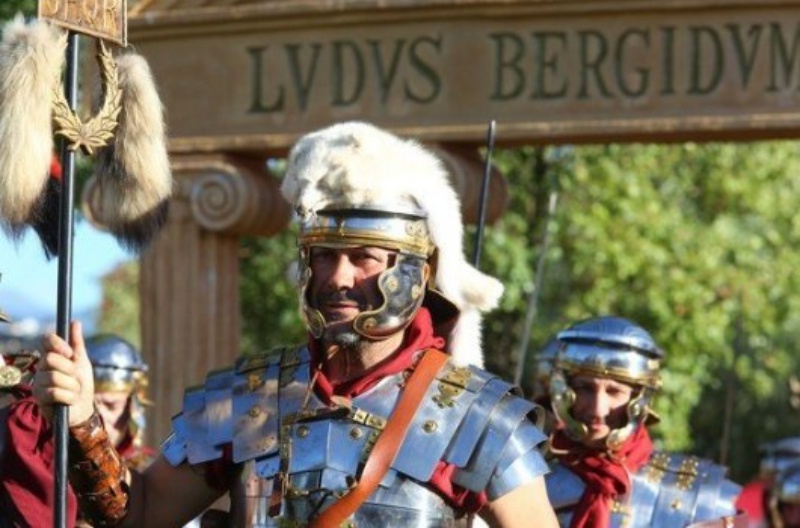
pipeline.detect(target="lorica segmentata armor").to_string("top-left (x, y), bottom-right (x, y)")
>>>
top-left (163, 346), bottom-right (549, 527)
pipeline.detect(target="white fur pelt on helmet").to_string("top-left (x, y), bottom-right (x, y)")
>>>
top-left (0, 15), bottom-right (64, 236)
top-left (281, 121), bottom-right (504, 367)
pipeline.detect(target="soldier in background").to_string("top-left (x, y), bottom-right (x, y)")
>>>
top-left (767, 462), bottom-right (800, 528)
top-left (544, 315), bottom-right (745, 527)
top-left (85, 334), bottom-right (155, 471)
top-left (0, 306), bottom-right (155, 525)
top-left (738, 437), bottom-right (800, 528)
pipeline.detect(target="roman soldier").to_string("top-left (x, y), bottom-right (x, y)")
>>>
top-left (768, 462), bottom-right (800, 528)
top-left (738, 437), bottom-right (800, 528)
top-left (545, 315), bottom-right (745, 527)
top-left (85, 334), bottom-right (156, 471)
top-left (33, 121), bottom-right (559, 527)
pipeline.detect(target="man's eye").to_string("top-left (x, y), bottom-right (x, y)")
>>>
top-left (311, 250), bottom-right (334, 262)
top-left (354, 252), bottom-right (380, 263)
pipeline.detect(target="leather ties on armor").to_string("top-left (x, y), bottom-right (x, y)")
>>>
top-left (68, 411), bottom-right (130, 526)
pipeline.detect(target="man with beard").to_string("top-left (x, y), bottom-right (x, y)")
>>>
top-left (32, 121), bottom-right (558, 527)
top-left (544, 315), bottom-right (745, 527)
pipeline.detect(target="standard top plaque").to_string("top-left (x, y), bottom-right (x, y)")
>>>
top-left (38, 0), bottom-right (127, 46)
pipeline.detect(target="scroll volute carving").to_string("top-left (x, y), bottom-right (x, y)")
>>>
top-left (83, 154), bottom-right (291, 238)
top-left (430, 144), bottom-right (508, 225)
top-left (186, 155), bottom-right (291, 237)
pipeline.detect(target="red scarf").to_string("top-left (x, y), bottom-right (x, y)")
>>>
top-left (308, 307), bottom-right (445, 401)
top-left (550, 425), bottom-right (653, 528)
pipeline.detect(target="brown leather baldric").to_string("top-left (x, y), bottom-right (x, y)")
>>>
top-left (310, 349), bottom-right (449, 528)
top-left (68, 411), bottom-right (130, 526)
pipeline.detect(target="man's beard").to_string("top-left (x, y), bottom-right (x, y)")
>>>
top-left (326, 326), bottom-right (361, 349)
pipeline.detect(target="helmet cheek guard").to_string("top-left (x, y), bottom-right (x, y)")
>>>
top-left (605, 388), bottom-right (655, 449)
top-left (549, 370), bottom-right (586, 440)
top-left (353, 253), bottom-right (427, 339)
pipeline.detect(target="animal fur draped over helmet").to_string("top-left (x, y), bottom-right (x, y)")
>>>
top-left (280, 121), bottom-right (504, 366)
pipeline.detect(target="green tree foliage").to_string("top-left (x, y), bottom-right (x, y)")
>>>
top-left (0, 0), bottom-right (36, 21)
top-left (96, 260), bottom-right (141, 348)
top-left (480, 141), bottom-right (800, 482)
top-left (239, 230), bottom-right (305, 355)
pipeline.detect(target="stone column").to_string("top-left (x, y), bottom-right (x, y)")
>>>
top-left (138, 154), bottom-right (290, 446)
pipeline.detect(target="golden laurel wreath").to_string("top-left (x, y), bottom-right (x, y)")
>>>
top-left (51, 39), bottom-right (121, 155)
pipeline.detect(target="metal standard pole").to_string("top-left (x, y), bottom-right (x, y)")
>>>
top-left (471, 120), bottom-right (496, 269)
top-left (513, 191), bottom-right (558, 387)
top-left (53, 30), bottom-right (79, 528)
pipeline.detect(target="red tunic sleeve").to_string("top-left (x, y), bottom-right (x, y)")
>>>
top-left (0, 390), bottom-right (77, 527)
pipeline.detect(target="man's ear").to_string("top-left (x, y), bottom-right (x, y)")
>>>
top-left (425, 249), bottom-right (438, 289)
top-left (422, 261), bottom-right (432, 285)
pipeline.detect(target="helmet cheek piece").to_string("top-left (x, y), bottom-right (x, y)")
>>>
top-left (353, 253), bottom-right (427, 339)
top-left (605, 388), bottom-right (654, 449)
top-left (550, 370), bottom-right (588, 440)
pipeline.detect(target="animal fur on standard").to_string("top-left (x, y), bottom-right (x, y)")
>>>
top-left (281, 121), bottom-right (504, 367)
top-left (92, 52), bottom-right (172, 250)
top-left (0, 15), bottom-right (65, 236)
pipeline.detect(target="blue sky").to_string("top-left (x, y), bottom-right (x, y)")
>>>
top-left (0, 217), bottom-right (133, 325)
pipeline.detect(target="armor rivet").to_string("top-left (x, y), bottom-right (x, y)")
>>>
top-left (386, 276), bottom-right (399, 292)
top-left (350, 427), bottom-right (363, 439)
top-left (670, 499), bottom-right (682, 510)
top-left (363, 317), bottom-right (377, 329)
top-left (0, 365), bottom-right (22, 388)
top-left (297, 425), bottom-right (310, 438)
top-left (423, 420), bottom-right (438, 433)
top-left (411, 284), bottom-right (422, 300)
top-left (247, 373), bottom-right (262, 391)
top-left (248, 406), bottom-right (261, 417)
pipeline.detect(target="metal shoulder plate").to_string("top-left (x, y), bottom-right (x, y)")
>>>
top-left (161, 346), bottom-right (306, 466)
top-left (401, 364), bottom-right (551, 500)
top-left (630, 451), bottom-right (741, 527)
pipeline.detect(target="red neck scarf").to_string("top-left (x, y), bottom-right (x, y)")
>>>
top-left (550, 425), bottom-right (653, 528)
top-left (308, 307), bottom-right (446, 403)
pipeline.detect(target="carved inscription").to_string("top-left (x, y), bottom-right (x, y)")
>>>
top-left (39, 0), bottom-right (126, 45)
top-left (488, 24), bottom-right (800, 101)
top-left (127, 5), bottom-right (800, 147)
top-left (248, 35), bottom-right (442, 112)
top-left (246, 22), bottom-right (800, 113)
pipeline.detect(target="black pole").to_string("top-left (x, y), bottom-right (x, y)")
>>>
top-left (513, 191), bottom-right (558, 387)
top-left (471, 120), bottom-right (496, 268)
top-left (54, 30), bottom-right (79, 528)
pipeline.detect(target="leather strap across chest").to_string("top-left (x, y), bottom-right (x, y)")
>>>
top-left (310, 348), bottom-right (448, 528)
